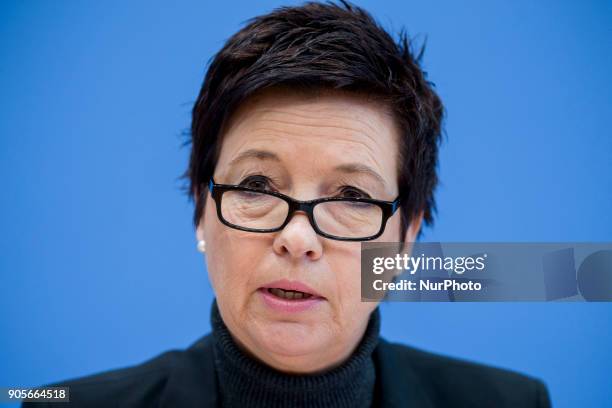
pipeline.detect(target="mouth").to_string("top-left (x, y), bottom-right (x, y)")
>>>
top-left (259, 279), bottom-right (325, 302)
top-left (263, 287), bottom-right (314, 300)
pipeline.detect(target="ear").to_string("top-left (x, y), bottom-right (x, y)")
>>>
top-left (404, 211), bottom-right (424, 242)
top-left (399, 211), bottom-right (424, 255)
top-left (194, 191), bottom-right (205, 242)
top-left (196, 221), bottom-right (205, 242)
top-left (387, 212), bottom-right (424, 280)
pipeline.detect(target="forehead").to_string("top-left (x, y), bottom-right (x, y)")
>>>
top-left (215, 88), bottom-right (401, 194)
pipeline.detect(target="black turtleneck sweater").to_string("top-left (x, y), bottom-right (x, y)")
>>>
top-left (210, 299), bottom-right (381, 408)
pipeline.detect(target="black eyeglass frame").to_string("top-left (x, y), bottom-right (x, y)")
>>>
top-left (207, 178), bottom-right (401, 241)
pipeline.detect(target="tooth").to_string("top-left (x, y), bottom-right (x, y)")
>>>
top-left (267, 287), bottom-right (315, 300)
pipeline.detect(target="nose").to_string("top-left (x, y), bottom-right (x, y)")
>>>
top-left (272, 212), bottom-right (323, 261)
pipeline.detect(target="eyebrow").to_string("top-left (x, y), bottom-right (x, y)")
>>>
top-left (334, 163), bottom-right (388, 190)
top-left (227, 148), bottom-right (388, 190)
top-left (227, 149), bottom-right (282, 167)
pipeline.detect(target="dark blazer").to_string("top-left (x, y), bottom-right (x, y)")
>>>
top-left (24, 334), bottom-right (551, 408)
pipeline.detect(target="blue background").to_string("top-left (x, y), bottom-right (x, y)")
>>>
top-left (1, 1), bottom-right (611, 407)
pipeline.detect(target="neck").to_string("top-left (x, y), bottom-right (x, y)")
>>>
top-left (210, 299), bottom-right (381, 408)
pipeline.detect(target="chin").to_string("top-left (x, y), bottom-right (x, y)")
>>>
top-left (253, 319), bottom-right (328, 359)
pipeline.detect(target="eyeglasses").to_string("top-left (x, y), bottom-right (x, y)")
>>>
top-left (207, 178), bottom-right (401, 241)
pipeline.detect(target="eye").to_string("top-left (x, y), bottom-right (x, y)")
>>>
top-left (239, 175), bottom-right (273, 191)
top-left (338, 186), bottom-right (371, 199)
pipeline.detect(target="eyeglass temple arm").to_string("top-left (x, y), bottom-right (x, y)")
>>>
top-left (391, 198), bottom-right (400, 213)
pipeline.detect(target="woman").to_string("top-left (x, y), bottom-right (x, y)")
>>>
top-left (27, 1), bottom-right (551, 407)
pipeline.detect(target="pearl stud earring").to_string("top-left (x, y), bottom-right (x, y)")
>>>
top-left (197, 240), bottom-right (206, 253)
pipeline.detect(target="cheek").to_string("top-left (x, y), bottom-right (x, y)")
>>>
top-left (206, 234), bottom-right (262, 299)
top-left (203, 207), bottom-right (272, 309)
top-left (326, 245), bottom-right (363, 311)
top-left (332, 255), bottom-right (361, 293)
top-left (329, 252), bottom-right (378, 340)
top-left (203, 203), bottom-right (253, 299)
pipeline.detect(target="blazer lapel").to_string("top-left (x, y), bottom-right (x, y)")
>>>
top-left (160, 334), bottom-right (218, 408)
top-left (374, 338), bottom-right (435, 408)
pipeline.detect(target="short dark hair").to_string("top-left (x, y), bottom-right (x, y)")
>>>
top-left (183, 0), bottom-right (444, 239)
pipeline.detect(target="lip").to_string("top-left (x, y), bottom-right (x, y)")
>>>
top-left (260, 279), bottom-right (324, 298)
top-left (258, 279), bottom-right (325, 313)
